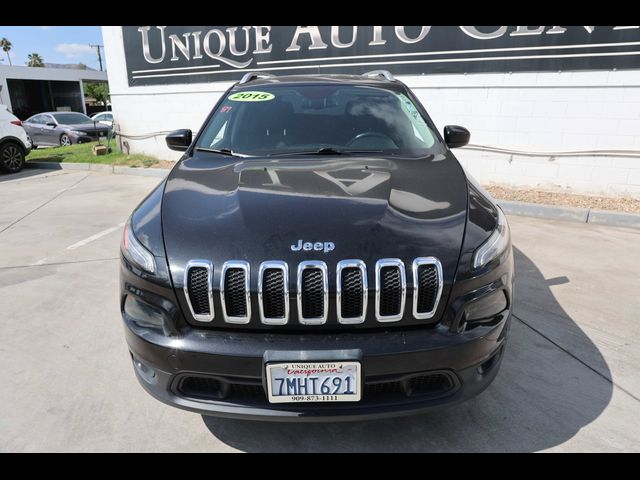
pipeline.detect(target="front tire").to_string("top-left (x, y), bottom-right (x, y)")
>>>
top-left (60, 134), bottom-right (72, 147)
top-left (0, 142), bottom-right (26, 173)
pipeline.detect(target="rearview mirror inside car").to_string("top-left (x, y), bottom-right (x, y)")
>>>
top-left (166, 129), bottom-right (193, 151)
top-left (444, 125), bottom-right (470, 149)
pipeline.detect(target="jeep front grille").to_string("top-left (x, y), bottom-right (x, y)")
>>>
top-left (184, 257), bottom-right (442, 326)
top-left (184, 260), bottom-right (214, 322)
top-left (220, 261), bottom-right (251, 324)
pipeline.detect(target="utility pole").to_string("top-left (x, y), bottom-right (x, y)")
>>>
top-left (90, 44), bottom-right (103, 71)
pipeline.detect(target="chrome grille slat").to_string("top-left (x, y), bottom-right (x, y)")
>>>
top-left (258, 261), bottom-right (289, 325)
top-left (375, 259), bottom-right (406, 322)
top-left (336, 259), bottom-right (368, 324)
top-left (220, 261), bottom-right (251, 324)
top-left (297, 261), bottom-right (328, 325)
top-left (184, 260), bottom-right (214, 322)
top-left (412, 257), bottom-right (443, 319)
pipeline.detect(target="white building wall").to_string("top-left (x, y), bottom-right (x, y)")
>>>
top-left (102, 26), bottom-right (640, 198)
top-left (409, 72), bottom-right (640, 198)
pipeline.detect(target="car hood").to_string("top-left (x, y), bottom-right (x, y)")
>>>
top-left (162, 152), bottom-right (468, 290)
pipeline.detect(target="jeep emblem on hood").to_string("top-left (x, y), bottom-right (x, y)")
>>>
top-left (291, 239), bottom-right (335, 253)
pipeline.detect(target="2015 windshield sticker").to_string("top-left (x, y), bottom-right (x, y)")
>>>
top-left (228, 91), bottom-right (275, 102)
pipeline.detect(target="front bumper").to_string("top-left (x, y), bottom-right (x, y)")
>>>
top-left (123, 309), bottom-right (510, 422)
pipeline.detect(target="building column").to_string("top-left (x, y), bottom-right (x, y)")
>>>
top-left (0, 80), bottom-right (10, 111)
top-left (79, 80), bottom-right (87, 114)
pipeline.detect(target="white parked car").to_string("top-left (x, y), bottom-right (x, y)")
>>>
top-left (90, 111), bottom-right (113, 127)
top-left (0, 105), bottom-right (32, 173)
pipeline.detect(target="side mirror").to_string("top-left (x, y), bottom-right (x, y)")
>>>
top-left (444, 125), bottom-right (470, 149)
top-left (46, 122), bottom-right (57, 127)
top-left (166, 129), bottom-right (192, 151)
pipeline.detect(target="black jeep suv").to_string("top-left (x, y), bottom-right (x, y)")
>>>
top-left (120, 71), bottom-right (514, 421)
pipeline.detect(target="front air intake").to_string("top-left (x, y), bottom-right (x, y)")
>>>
top-left (297, 261), bottom-right (328, 325)
top-left (375, 259), bottom-right (406, 322)
top-left (184, 260), bottom-right (214, 322)
top-left (220, 261), bottom-right (251, 324)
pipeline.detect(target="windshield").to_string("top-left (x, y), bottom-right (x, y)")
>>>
top-left (195, 84), bottom-right (442, 156)
top-left (52, 112), bottom-right (92, 124)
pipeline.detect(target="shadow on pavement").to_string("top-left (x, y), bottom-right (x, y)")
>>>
top-left (0, 167), bottom-right (61, 182)
top-left (202, 246), bottom-right (612, 452)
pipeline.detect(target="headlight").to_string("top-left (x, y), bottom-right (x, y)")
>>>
top-left (69, 130), bottom-right (86, 136)
top-left (121, 218), bottom-right (156, 274)
top-left (473, 207), bottom-right (510, 270)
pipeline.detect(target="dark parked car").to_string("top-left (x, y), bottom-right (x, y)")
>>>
top-left (120, 71), bottom-right (514, 421)
top-left (22, 112), bottom-right (111, 147)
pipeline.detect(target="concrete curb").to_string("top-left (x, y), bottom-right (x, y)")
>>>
top-left (498, 200), bottom-right (589, 223)
top-left (25, 161), bottom-right (171, 178)
top-left (498, 199), bottom-right (640, 230)
top-left (24, 161), bottom-right (640, 230)
top-left (587, 209), bottom-right (640, 229)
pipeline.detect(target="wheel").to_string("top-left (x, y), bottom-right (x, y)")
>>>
top-left (0, 142), bottom-right (26, 173)
top-left (60, 134), bottom-right (72, 147)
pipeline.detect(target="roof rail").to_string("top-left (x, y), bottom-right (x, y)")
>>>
top-left (362, 70), bottom-right (396, 82)
top-left (238, 72), bottom-right (275, 85)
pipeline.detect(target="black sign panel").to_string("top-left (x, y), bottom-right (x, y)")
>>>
top-left (122, 26), bottom-right (640, 86)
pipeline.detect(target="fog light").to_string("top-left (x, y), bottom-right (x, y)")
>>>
top-left (123, 295), bottom-right (164, 328)
top-left (466, 289), bottom-right (507, 322)
top-left (133, 357), bottom-right (157, 385)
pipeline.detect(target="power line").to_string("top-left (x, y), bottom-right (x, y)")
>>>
top-left (89, 44), bottom-right (103, 71)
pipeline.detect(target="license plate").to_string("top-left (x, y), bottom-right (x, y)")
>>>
top-left (266, 361), bottom-right (361, 403)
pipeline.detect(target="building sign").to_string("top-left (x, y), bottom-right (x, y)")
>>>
top-left (122, 26), bottom-right (640, 86)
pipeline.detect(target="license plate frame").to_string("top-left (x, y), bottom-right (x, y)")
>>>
top-left (265, 361), bottom-right (362, 403)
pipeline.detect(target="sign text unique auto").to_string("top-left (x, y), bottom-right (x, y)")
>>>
top-left (121, 26), bottom-right (640, 86)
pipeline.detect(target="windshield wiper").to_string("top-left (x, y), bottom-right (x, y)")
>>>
top-left (269, 148), bottom-right (384, 157)
top-left (195, 147), bottom-right (252, 157)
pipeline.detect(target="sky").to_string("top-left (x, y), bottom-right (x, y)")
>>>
top-left (0, 26), bottom-right (105, 70)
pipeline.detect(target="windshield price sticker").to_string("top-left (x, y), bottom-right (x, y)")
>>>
top-left (228, 91), bottom-right (275, 102)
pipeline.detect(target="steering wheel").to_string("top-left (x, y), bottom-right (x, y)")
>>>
top-left (346, 131), bottom-right (396, 148)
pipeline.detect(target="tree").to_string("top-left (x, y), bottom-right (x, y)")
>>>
top-left (27, 53), bottom-right (44, 67)
top-left (83, 81), bottom-right (110, 106)
top-left (0, 38), bottom-right (12, 66)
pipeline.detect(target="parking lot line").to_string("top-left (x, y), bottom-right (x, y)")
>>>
top-left (0, 173), bottom-right (90, 236)
top-left (65, 223), bottom-right (125, 251)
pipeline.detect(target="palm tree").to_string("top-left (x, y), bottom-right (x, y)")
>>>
top-left (27, 53), bottom-right (44, 67)
top-left (0, 38), bottom-right (12, 66)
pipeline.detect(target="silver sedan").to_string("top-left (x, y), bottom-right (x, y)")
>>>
top-left (22, 111), bottom-right (111, 147)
